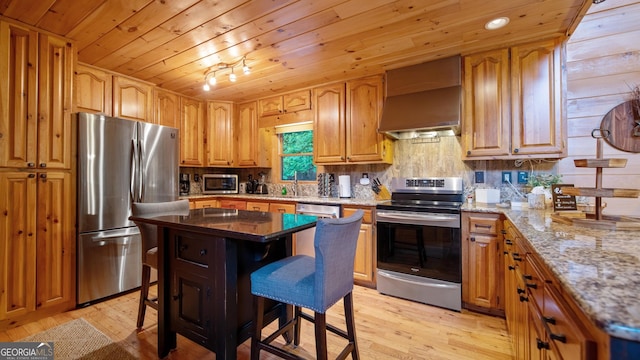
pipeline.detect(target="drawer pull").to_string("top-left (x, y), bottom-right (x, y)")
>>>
top-left (200, 249), bottom-right (207, 256)
top-left (526, 283), bottom-right (537, 289)
top-left (513, 256), bottom-right (523, 262)
top-left (550, 333), bottom-right (567, 343)
top-left (536, 338), bottom-right (550, 350)
top-left (523, 274), bottom-right (533, 280)
top-left (508, 265), bottom-right (515, 271)
top-left (543, 316), bottom-right (556, 325)
top-left (517, 288), bottom-right (525, 294)
top-left (474, 224), bottom-right (492, 229)
top-left (504, 251), bottom-right (509, 255)
top-left (519, 295), bottom-right (529, 302)
top-left (505, 239), bottom-right (513, 245)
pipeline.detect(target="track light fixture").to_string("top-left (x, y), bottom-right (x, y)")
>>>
top-left (203, 55), bottom-right (250, 91)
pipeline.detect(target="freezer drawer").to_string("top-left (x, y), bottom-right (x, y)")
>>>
top-left (77, 227), bottom-right (155, 305)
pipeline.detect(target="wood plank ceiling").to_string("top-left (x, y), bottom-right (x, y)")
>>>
top-left (0, 0), bottom-right (592, 103)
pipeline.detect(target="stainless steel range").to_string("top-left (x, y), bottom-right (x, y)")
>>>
top-left (376, 177), bottom-right (463, 311)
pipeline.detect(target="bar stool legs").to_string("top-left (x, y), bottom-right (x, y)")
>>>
top-left (251, 292), bottom-right (359, 360)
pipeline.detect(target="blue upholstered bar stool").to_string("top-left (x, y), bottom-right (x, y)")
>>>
top-left (250, 209), bottom-right (364, 360)
top-left (131, 200), bottom-right (190, 329)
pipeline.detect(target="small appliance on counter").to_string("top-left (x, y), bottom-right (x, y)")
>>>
top-left (246, 174), bottom-right (258, 194)
top-left (202, 174), bottom-right (239, 194)
top-left (179, 173), bottom-right (190, 196)
top-left (339, 175), bottom-right (352, 198)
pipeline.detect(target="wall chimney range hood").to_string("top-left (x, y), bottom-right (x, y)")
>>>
top-left (379, 56), bottom-right (462, 139)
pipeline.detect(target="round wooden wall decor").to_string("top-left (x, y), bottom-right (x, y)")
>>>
top-left (600, 100), bottom-right (640, 153)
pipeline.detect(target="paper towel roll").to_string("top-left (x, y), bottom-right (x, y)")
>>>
top-left (339, 175), bottom-right (351, 198)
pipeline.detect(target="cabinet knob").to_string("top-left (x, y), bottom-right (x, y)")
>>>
top-left (514, 148), bottom-right (519, 153)
top-left (470, 237), bottom-right (476, 242)
top-left (27, 162), bottom-right (36, 168)
top-left (28, 174), bottom-right (36, 178)
top-left (200, 249), bottom-right (207, 256)
top-left (39, 173), bottom-right (47, 179)
top-left (467, 150), bottom-right (471, 155)
top-left (40, 162), bottom-right (46, 167)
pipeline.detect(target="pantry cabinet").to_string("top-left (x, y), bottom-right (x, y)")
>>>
top-left (463, 38), bottom-right (566, 160)
top-left (180, 97), bottom-right (205, 166)
top-left (113, 75), bottom-right (153, 123)
top-left (314, 76), bottom-right (392, 164)
top-left (0, 171), bottom-right (75, 325)
top-left (154, 89), bottom-right (180, 128)
top-left (0, 21), bottom-right (74, 170)
top-left (259, 90), bottom-right (311, 117)
top-left (206, 101), bottom-right (235, 167)
top-left (75, 63), bottom-right (112, 116)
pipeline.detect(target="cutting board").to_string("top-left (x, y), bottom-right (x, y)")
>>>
top-left (600, 100), bottom-right (640, 153)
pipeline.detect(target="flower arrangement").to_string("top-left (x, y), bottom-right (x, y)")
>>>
top-left (526, 173), bottom-right (562, 209)
top-left (527, 173), bottom-right (562, 189)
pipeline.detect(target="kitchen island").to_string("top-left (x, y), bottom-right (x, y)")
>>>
top-left (129, 207), bottom-right (317, 360)
top-left (464, 204), bottom-right (640, 359)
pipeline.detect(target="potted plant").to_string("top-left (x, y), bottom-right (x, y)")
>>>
top-left (526, 173), bottom-right (562, 209)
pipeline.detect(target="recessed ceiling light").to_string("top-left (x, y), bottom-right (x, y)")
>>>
top-left (485, 17), bottom-right (510, 30)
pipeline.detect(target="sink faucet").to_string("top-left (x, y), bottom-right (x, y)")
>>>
top-left (292, 171), bottom-right (298, 197)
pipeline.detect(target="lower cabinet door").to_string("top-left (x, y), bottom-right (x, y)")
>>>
top-left (170, 268), bottom-right (213, 347)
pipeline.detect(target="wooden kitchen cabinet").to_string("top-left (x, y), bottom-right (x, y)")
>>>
top-left (219, 199), bottom-right (247, 210)
top-left (0, 171), bottom-right (75, 326)
top-left (180, 97), bottom-right (205, 166)
top-left (75, 63), bottom-right (112, 116)
top-left (344, 206), bottom-right (375, 287)
top-left (206, 101), bottom-right (235, 167)
top-left (314, 76), bottom-right (392, 165)
top-left (504, 219), bottom-right (599, 360)
top-left (462, 212), bottom-right (503, 315)
top-left (235, 101), bottom-right (272, 168)
top-left (259, 90), bottom-right (311, 117)
top-left (0, 21), bottom-right (74, 170)
top-left (268, 202), bottom-right (296, 214)
top-left (247, 201), bottom-right (270, 212)
top-left (463, 38), bottom-right (566, 160)
top-left (154, 88), bottom-right (180, 128)
top-left (113, 75), bottom-right (153, 122)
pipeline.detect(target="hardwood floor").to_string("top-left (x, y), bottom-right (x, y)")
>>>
top-left (0, 285), bottom-right (513, 359)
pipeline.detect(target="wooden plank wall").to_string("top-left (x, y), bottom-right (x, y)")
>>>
top-left (561, 0), bottom-right (640, 216)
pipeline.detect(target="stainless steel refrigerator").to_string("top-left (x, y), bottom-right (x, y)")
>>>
top-left (76, 112), bottom-right (179, 305)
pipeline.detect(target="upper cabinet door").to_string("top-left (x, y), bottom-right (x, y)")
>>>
top-left (75, 63), bottom-right (112, 116)
top-left (113, 76), bottom-right (153, 122)
top-left (346, 75), bottom-right (389, 163)
top-left (258, 96), bottom-right (283, 117)
top-left (37, 33), bottom-right (74, 170)
top-left (236, 101), bottom-right (258, 167)
top-left (282, 90), bottom-right (311, 113)
top-left (463, 48), bottom-right (511, 158)
top-left (0, 22), bottom-right (38, 169)
top-left (510, 38), bottom-right (565, 157)
top-left (207, 101), bottom-right (234, 167)
top-left (314, 83), bottom-right (346, 163)
top-left (180, 97), bottom-right (205, 167)
top-left (154, 89), bottom-right (180, 128)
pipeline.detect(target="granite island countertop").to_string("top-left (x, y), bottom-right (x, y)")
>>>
top-left (463, 203), bottom-right (640, 343)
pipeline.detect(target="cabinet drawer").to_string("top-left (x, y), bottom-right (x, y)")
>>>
top-left (468, 215), bottom-right (500, 235)
top-left (343, 207), bottom-right (373, 224)
top-left (176, 236), bottom-right (211, 267)
top-left (269, 203), bottom-right (295, 214)
top-left (543, 286), bottom-right (597, 360)
top-left (219, 199), bottom-right (246, 210)
top-left (193, 199), bottom-right (218, 209)
top-left (247, 201), bottom-right (270, 212)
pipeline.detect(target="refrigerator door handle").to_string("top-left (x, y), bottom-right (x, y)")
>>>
top-left (130, 138), bottom-right (138, 202)
top-left (139, 133), bottom-right (145, 202)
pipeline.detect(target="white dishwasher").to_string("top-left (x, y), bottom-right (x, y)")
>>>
top-left (294, 203), bottom-right (341, 256)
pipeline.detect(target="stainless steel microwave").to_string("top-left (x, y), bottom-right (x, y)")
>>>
top-left (202, 174), bottom-right (239, 194)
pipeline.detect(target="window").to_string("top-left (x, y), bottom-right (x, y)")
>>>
top-left (278, 123), bottom-right (316, 181)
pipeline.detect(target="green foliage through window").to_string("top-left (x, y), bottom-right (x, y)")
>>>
top-left (281, 130), bottom-right (316, 181)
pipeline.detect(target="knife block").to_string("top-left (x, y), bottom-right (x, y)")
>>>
top-left (375, 185), bottom-right (391, 201)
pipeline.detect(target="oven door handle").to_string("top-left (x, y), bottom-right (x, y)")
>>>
top-left (377, 213), bottom-right (457, 222)
top-left (297, 211), bottom-right (338, 219)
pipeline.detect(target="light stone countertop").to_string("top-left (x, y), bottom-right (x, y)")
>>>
top-left (463, 203), bottom-right (640, 343)
top-left (182, 194), bottom-right (381, 207)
